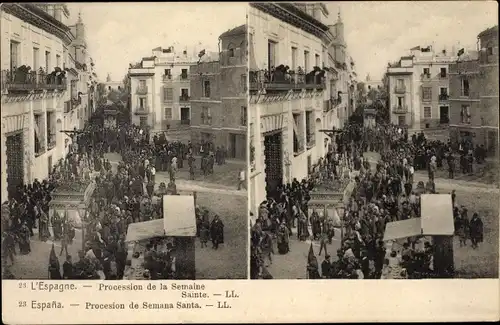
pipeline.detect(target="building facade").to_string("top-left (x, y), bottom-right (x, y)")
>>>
top-left (129, 47), bottom-right (197, 131)
top-left (0, 3), bottom-right (77, 199)
top-left (449, 25), bottom-right (498, 157)
top-left (248, 3), bottom-right (331, 215)
top-left (387, 47), bottom-right (457, 132)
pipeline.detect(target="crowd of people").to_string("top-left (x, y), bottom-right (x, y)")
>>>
top-left (2, 122), bottom-right (227, 280)
top-left (251, 122), bottom-right (486, 280)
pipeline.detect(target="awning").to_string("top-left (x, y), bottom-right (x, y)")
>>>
top-left (420, 194), bottom-right (454, 236)
top-left (125, 219), bottom-right (164, 242)
top-left (163, 195), bottom-right (196, 237)
top-left (383, 218), bottom-right (422, 241)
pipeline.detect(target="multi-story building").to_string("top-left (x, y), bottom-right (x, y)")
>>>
top-left (190, 25), bottom-right (247, 159)
top-left (1, 3), bottom-right (77, 199)
top-left (325, 11), bottom-right (357, 129)
top-left (102, 74), bottom-right (124, 94)
top-left (387, 46), bottom-right (457, 132)
top-left (364, 73), bottom-right (383, 93)
top-left (65, 13), bottom-right (96, 130)
top-left (129, 47), bottom-right (197, 131)
top-left (449, 25), bottom-right (498, 157)
top-left (248, 2), bottom-right (331, 214)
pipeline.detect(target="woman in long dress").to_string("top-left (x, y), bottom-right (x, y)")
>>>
top-left (18, 222), bottom-right (31, 255)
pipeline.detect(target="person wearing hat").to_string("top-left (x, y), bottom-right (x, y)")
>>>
top-left (321, 254), bottom-right (332, 279)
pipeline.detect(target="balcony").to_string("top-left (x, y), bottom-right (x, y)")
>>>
top-left (162, 74), bottom-right (172, 81)
top-left (439, 94), bottom-right (449, 102)
top-left (179, 95), bottom-right (190, 102)
top-left (181, 119), bottom-right (191, 126)
top-left (392, 105), bottom-right (409, 114)
top-left (180, 73), bottom-right (189, 80)
top-left (1, 68), bottom-right (67, 92)
top-left (249, 68), bottom-right (325, 92)
top-left (325, 96), bottom-right (342, 112)
top-left (306, 133), bottom-right (316, 148)
top-left (136, 86), bottom-right (148, 95)
top-left (394, 85), bottom-right (406, 94)
top-left (134, 106), bottom-right (149, 115)
top-left (47, 133), bottom-right (56, 150)
top-left (421, 73), bottom-right (432, 80)
top-left (200, 113), bottom-right (212, 125)
top-left (451, 90), bottom-right (480, 101)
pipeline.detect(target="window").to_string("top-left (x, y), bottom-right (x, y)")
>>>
top-left (268, 40), bottom-right (277, 70)
top-left (108, 86), bottom-right (111, 91)
top-left (440, 67), bottom-right (447, 78)
top-left (33, 47), bottom-right (39, 70)
top-left (487, 45), bottom-right (493, 55)
top-left (45, 51), bottom-right (51, 72)
top-left (164, 69), bottom-right (171, 76)
top-left (461, 78), bottom-right (470, 96)
top-left (422, 87), bottom-right (432, 101)
top-left (201, 106), bottom-right (211, 125)
top-left (397, 96), bottom-right (404, 107)
top-left (292, 113), bottom-right (304, 154)
top-left (398, 115), bottom-right (406, 126)
top-left (140, 117), bottom-right (148, 128)
top-left (461, 105), bottom-right (471, 123)
top-left (34, 113), bottom-right (45, 154)
top-left (304, 50), bottom-right (310, 72)
top-left (424, 106), bottom-right (432, 119)
top-left (181, 69), bottom-right (188, 79)
top-left (423, 68), bottom-right (430, 76)
top-left (46, 111), bottom-right (56, 148)
top-left (163, 87), bottom-right (173, 101)
top-left (305, 111), bottom-right (315, 146)
top-left (56, 54), bottom-right (61, 68)
top-left (291, 47), bottom-right (297, 70)
top-left (241, 74), bottom-right (247, 92)
top-left (440, 87), bottom-right (448, 95)
top-left (164, 107), bottom-right (172, 119)
top-left (240, 106), bottom-right (247, 126)
top-left (228, 48), bottom-right (234, 57)
top-left (139, 97), bottom-right (145, 109)
top-left (203, 80), bottom-right (211, 98)
top-left (181, 88), bottom-right (189, 97)
top-left (10, 41), bottom-right (19, 71)
top-left (315, 54), bottom-right (320, 68)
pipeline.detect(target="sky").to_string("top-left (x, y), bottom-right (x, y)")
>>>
top-left (326, 1), bottom-right (498, 81)
top-left (66, 2), bottom-right (246, 82)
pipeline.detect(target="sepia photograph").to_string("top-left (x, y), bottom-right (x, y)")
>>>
top-left (1, 2), bottom-right (248, 280)
top-left (249, 1), bottom-right (499, 280)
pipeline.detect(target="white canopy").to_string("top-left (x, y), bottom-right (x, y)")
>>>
top-left (125, 195), bottom-right (196, 242)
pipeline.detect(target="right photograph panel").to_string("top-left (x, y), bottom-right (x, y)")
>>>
top-left (248, 2), bottom-right (499, 280)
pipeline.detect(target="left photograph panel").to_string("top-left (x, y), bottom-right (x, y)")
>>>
top-left (0, 2), bottom-right (248, 280)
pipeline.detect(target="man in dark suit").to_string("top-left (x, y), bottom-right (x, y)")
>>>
top-left (321, 254), bottom-right (332, 279)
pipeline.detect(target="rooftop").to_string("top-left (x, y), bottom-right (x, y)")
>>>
top-left (478, 25), bottom-right (498, 38)
top-left (220, 24), bottom-right (246, 38)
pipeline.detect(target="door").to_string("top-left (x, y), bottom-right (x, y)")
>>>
top-left (47, 155), bottom-right (53, 176)
top-left (229, 133), bottom-right (246, 160)
top-left (181, 107), bottom-right (190, 124)
top-left (6, 133), bottom-right (24, 199)
top-left (439, 106), bottom-right (449, 124)
top-left (140, 116), bottom-right (148, 128)
top-left (398, 115), bottom-right (406, 126)
top-left (264, 131), bottom-right (283, 200)
top-left (229, 134), bottom-right (237, 158)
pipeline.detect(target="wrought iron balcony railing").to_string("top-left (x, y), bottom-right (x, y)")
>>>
top-left (1, 68), bottom-right (67, 92)
top-left (439, 94), bottom-right (449, 101)
top-left (180, 119), bottom-right (191, 125)
top-left (392, 105), bottom-right (409, 114)
top-left (394, 85), bottom-right (406, 94)
top-left (179, 95), bottom-right (190, 102)
top-left (136, 86), bottom-right (148, 95)
top-left (134, 106), bottom-right (149, 115)
top-left (249, 68), bottom-right (326, 92)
